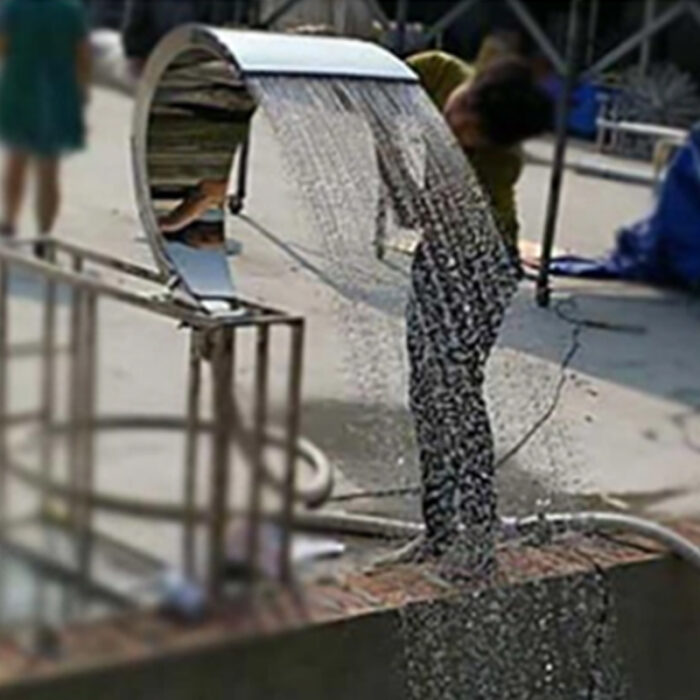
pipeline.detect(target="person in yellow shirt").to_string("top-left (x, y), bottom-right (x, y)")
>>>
top-left (375, 45), bottom-right (552, 572)
top-left (405, 49), bottom-right (553, 265)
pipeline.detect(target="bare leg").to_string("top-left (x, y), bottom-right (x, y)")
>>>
top-left (2, 151), bottom-right (30, 235)
top-left (36, 157), bottom-right (60, 233)
top-left (35, 158), bottom-right (61, 257)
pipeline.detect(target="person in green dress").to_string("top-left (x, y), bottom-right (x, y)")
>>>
top-left (0, 0), bottom-right (91, 253)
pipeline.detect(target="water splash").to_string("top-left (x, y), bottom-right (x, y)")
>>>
top-left (251, 75), bottom-right (516, 484)
top-left (249, 75), bottom-right (627, 697)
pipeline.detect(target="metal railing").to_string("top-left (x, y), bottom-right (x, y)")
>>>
top-left (0, 237), bottom-right (309, 599)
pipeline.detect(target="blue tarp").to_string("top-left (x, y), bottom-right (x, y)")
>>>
top-left (550, 127), bottom-right (700, 292)
top-left (541, 77), bottom-right (613, 139)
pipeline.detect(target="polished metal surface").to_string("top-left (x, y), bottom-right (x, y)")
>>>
top-left (206, 27), bottom-right (418, 81)
top-left (132, 25), bottom-right (417, 309)
top-left (133, 28), bottom-right (252, 304)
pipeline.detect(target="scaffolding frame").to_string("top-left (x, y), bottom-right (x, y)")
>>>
top-left (250, 0), bottom-right (699, 306)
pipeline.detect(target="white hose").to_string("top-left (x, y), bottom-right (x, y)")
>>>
top-left (503, 511), bottom-right (700, 571)
top-left (294, 509), bottom-right (700, 572)
top-left (294, 509), bottom-right (423, 539)
top-left (262, 429), bottom-right (334, 507)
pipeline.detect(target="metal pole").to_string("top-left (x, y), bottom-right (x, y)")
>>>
top-left (395, 0), bottom-right (409, 55)
top-left (586, 1), bottom-right (686, 77)
top-left (536, 0), bottom-right (586, 308)
top-left (505, 0), bottom-right (568, 75)
top-left (0, 262), bottom-right (8, 522)
top-left (360, 0), bottom-right (391, 28)
top-left (421, 0), bottom-right (480, 47)
top-left (65, 286), bottom-right (91, 614)
top-left (63, 255), bottom-right (85, 619)
top-left (688, 0), bottom-right (700, 28)
top-left (40, 258), bottom-right (57, 512)
top-left (260, 0), bottom-right (308, 29)
top-left (279, 321), bottom-right (304, 583)
top-left (76, 292), bottom-right (98, 593)
top-left (247, 325), bottom-right (269, 577)
top-left (67, 255), bottom-right (84, 528)
top-left (208, 326), bottom-right (235, 598)
top-left (233, 0), bottom-right (248, 25)
top-left (585, 0), bottom-right (600, 67)
top-left (333, 0), bottom-right (349, 35)
top-left (0, 242), bottom-right (267, 328)
top-left (37, 250), bottom-right (58, 630)
top-left (0, 262), bottom-right (8, 627)
top-left (639, 0), bottom-right (657, 74)
top-left (183, 330), bottom-right (202, 577)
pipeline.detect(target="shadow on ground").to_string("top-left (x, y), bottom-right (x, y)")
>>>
top-left (299, 398), bottom-right (591, 522)
top-left (502, 280), bottom-right (700, 409)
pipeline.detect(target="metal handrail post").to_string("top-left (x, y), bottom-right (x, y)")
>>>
top-left (183, 330), bottom-right (203, 577)
top-left (247, 325), bottom-right (270, 578)
top-left (279, 320), bottom-right (304, 582)
top-left (208, 326), bottom-right (235, 597)
top-left (536, 0), bottom-right (586, 307)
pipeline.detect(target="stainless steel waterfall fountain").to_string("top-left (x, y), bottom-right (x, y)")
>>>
top-left (130, 25), bottom-right (700, 577)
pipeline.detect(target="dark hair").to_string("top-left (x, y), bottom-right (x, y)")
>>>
top-left (469, 58), bottom-right (554, 146)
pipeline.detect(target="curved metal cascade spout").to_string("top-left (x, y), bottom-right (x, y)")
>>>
top-left (131, 25), bottom-right (417, 312)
